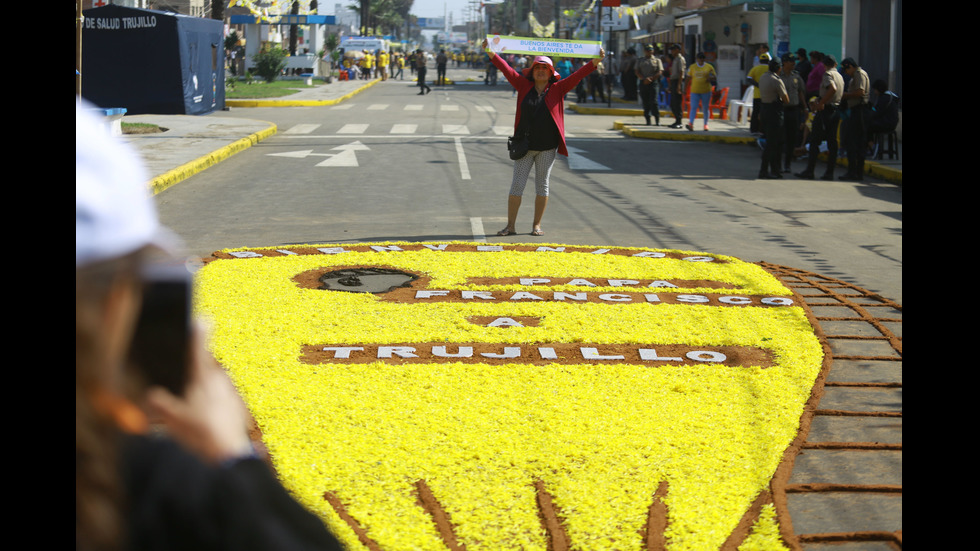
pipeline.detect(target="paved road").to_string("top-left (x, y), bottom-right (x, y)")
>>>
top-left (152, 76), bottom-right (901, 304)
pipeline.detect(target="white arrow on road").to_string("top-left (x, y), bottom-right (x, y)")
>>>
top-left (268, 141), bottom-right (371, 167)
top-left (566, 146), bottom-right (611, 171)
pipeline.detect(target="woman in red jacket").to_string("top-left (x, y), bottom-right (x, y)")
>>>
top-left (484, 38), bottom-right (604, 236)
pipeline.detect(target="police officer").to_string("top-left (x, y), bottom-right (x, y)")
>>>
top-left (635, 44), bottom-right (663, 125)
top-left (667, 44), bottom-right (686, 128)
top-left (838, 57), bottom-right (871, 181)
top-left (758, 58), bottom-right (789, 179)
top-left (795, 55), bottom-right (844, 180)
top-left (779, 53), bottom-right (808, 173)
top-left (415, 50), bottom-right (431, 95)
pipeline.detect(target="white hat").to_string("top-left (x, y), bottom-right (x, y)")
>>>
top-left (76, 100), bottom-right (175, 267)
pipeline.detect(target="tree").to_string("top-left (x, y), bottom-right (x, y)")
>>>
top-left (289, 1), bottom-right (300, 55)
top-left (211, 0), bottom-right (224, 21)
top-left (348, 0), bottom-right (413, 36)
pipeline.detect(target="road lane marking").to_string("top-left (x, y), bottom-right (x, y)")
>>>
top-left (469, 217), bottom-right (486, 242)
top-left (283, 124), bottom-right (321, 134)
top-left (338, 124), bottom-right (369, 134)
top-left (267, 142), bottom-right (371, 167)
top-left (566, 146), bottom-right (611, 171)
top-left (455, 137), bottom-right (471, 180)
top-left (390, 124), bottom-right (417, 134)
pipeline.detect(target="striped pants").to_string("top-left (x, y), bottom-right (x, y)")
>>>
top-left (509, 148), bottom-right (557, 197)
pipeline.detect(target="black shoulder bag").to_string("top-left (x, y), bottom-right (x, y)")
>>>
top-left (508, 86), bottom-right (548, 160)
top-left (507, 131), bottom-right (529, 160)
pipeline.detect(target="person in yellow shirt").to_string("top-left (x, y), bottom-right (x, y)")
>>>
top-left (378, 50), bottom-right (389, 80)
top-left (747, 53), bottom-right (770, 135)
top-left (685, 52), bottom-right (717, 131)
top-left (361, 50), bottom-right (373, 79)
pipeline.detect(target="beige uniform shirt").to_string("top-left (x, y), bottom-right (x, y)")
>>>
top-left (669, 53), bottom-right (685, 81)
top-left (845, 67), bottom-right (870, 108)
top-left (636, 55), bottom-right (663, 80)
top-left (780, 70), bottom-right (805, 107)
top-left (759, 71), bottom-right (788, 103)
top-left (820, 69), bottom-right (844, 106)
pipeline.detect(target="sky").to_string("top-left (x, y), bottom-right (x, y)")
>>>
top-left (324, 0), bottom-right (478, 24)
top-left (409, 0), bottom-right (477, 21)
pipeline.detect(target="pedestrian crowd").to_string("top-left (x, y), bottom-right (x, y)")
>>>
top-left (338, 41), bottom-right (898, 185)
top-left (745, 47), bottom-right (900, 181)
top-left (590, 42), bottom-right (899, 181)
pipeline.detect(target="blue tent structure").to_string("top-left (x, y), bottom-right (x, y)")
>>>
top-left (81, 5), bottom-right (224, 115)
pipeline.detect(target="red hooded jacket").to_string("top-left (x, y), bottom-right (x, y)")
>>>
top-left (491, 54), bottom-right (596, 157)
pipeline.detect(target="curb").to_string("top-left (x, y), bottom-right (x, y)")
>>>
top-left (867, 162), bottom-right (902, 184)
top-left (225, 78), bottom-right (380, 108)
top-left (607, 121), bottom-right (902, 185)
top-left (613, 120), bottom-right (757, 145)
top-left (569, 102), bottom-right (645, 117)
top-left (149, 122), bottom-right (278, 195)
top-left (569, 100), bottom-right (902, 185)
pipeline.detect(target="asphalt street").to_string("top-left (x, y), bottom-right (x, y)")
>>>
top-left (131, 67), bottom-right (901, 304)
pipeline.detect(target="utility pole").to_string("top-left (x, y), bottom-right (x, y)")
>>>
top-left (554, 0), bottom-right (560, 38)
top-left (76, 1), bottom-right (83, 96)
top-left (773, 0), bottom-right (790, 59)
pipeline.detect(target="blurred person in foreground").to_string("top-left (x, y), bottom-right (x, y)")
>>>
top-left (75, 101), bottom-right (343, 551)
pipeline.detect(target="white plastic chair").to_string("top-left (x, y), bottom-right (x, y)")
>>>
top-left (728, 85), bottom-right (754, 124)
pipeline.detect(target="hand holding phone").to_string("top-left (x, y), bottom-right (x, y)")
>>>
top-left (145, 324), bottom-right (254, 464)
top-left (127, 262), bottom-right (191, 396)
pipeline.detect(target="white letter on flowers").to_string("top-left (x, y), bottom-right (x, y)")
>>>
top-left (686, 351), bottom-right (727, 362)
top-left (433, 346), bottom-right (474, 358)
top-left (321, 346), bottom-right (364, 359)
top-left (487, 317), bottom-right (524, 328)
top-left (378, 346), bottom-right (418, 358)
top-left (581, 347), bottom-right (625, 360)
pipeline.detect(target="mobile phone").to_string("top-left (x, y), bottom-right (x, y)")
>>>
top-left (127, 262), bottom-right (192, 396)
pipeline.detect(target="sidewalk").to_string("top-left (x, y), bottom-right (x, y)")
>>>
top-left (125, 76), bottom-right (377, 194)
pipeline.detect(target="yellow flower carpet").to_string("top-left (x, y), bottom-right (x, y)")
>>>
top-left (194, 242), bottom-right (824, 550)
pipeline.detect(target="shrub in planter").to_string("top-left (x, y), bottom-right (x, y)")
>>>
top-left (252, 47), bottom-right (288, 83)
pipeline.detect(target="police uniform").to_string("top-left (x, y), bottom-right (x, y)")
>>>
top-left (635, 48), bottom-right (663, 125)
top-left (796, 59), bottom-right (844, 180)
top-left (758, 67), bottom-right (788, 178)
top-left (840, 60), bottom-right (871, 180)
top-left (667, 46), bottom-right (686, 127)
top-left (780, 62), bottom-right (807, 171)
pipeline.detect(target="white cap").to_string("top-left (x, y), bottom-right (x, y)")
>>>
top-left (76, 101), bottom-right (175, 267)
